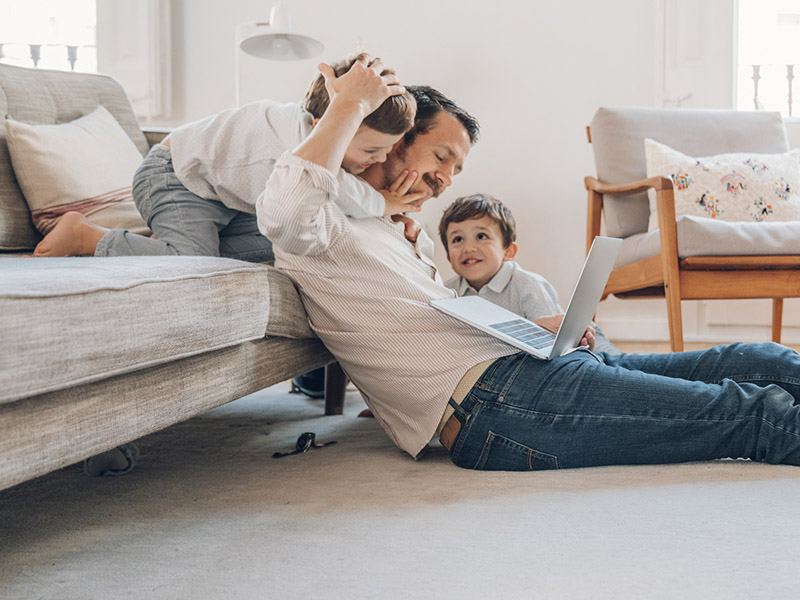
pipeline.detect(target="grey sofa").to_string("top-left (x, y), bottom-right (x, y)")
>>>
top-left (0, 63), bottom-right (343, 491)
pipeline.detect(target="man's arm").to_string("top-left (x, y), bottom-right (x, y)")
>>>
top-left (257, 57), bottom-right (405, 255)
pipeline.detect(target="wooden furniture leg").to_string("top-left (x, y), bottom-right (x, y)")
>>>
top-left (772, 298), bottom-right (784, 344)
top-left (324, 361), bottom-right (348, 415)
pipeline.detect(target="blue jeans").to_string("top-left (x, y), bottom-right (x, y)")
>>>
top-left (447, 342), bottom-right (800, 471)
top-left (95, 145), bottom-right (273, 262)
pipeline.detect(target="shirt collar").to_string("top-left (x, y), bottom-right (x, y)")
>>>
top-left (483, 260), bottom-right (515, 294)
top-left (457, 260), bottom-right (516, 295)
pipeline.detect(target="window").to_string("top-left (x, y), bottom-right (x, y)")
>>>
top-left (737, 0), bottom-right (800, 116)
top-left (0, 0), bottom-right (96, 73)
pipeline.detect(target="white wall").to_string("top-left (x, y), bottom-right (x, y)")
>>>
top-left (158, 0), bottom-right (793, 343)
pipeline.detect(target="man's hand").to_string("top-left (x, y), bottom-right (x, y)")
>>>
top-left (391, 214), bottom-right (422, 244)
top-left (318, 55), bottom-right (405, 119)
top-left (534, 314), bottom-right (596, 351)
top-left (381, 169), bottom-right (427, 216)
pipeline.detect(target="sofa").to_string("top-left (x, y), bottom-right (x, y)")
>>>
top-left (0, 63), bottom-right (345, 491)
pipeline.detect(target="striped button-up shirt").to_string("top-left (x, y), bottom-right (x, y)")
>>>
top-left (258, 153), bottom-right (516, 457)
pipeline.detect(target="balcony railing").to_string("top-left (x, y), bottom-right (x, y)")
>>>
top-left (0, 42), bottom-right (96, 73)
top-left (743, 64), bottom-right (800, 117)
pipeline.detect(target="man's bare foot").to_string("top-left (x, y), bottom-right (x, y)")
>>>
top-left (32, 211), bottom-right (109, 257)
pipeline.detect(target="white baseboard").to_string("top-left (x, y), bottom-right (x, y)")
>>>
top-left (595, 297), bottom-right (800, 344)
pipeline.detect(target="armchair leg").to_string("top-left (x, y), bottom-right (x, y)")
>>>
top-left (772, 298), bottom-right (784, 344)
top-left (324, 361), bottom-right (348, 416)
top-left (665, 284), bottom-right (684, 352)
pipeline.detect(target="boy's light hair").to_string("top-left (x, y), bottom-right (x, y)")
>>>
top-left (303, 52), bottom-right (416, 135)
top-left (439, 193), bottom-right (517, 254)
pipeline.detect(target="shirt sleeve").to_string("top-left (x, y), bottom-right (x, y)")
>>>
top-left (334, 171), bottom-right (386, 218)
top-left (257, 151), bottom-right (349, 256)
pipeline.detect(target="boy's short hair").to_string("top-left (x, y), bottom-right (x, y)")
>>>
top-left (439, 193), bottom-right (517, 253)
top-left (303, 52), bottom-right (416, 135)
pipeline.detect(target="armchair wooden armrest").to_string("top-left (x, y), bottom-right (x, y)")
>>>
top-left (584, 175), bottom-right (673, 196)
top-left (584, 175), bottom-right (676, 255)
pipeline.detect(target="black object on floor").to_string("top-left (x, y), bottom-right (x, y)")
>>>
top-left (291, 367), bottom-right (325, 399)
top-left (272, 432), bottom-right (337, 458)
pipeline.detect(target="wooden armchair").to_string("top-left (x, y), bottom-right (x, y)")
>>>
top-left (585, 107), bottom-right (800, 351)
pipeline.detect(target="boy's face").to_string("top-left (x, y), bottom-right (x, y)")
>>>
top-left (342, 125), bottom-right (404, 175)
top-left (445, 215), bottom-right (518, 291)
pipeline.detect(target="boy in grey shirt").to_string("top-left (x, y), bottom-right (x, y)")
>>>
top-left (439, 193), bottom-right (617, 353)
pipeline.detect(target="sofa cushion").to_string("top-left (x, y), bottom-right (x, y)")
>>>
top-left (615, 215), bottom-right (800, 268)
top-left (6, 105), bottom-right (151, 236)
top-left (0, 63), bottom-right (149, 251)
top-left (589, 107), bottom-right (789, 239)
top-left (0, 256), bottom-right (314, 405)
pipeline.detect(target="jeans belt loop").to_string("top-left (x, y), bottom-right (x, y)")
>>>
top-left (438, 359), bottom-right (495, 451)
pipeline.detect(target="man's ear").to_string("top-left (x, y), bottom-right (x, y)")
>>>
top-left (503, 242), bottom-right (518, 260)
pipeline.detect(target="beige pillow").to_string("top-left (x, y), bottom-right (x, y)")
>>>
top-left (5, 105), bottom-right (150, 235)
top-left (644, 138), bottom-right (800, 232)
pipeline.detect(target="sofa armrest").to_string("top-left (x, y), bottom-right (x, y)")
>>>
top-left (142, 128), bottom-right (171, 148)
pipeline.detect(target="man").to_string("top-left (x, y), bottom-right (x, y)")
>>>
top-left (259, 59), bottom-right (800, 471)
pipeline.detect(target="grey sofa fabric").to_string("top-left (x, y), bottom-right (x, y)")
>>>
top-left (0, 256), bottom-right (314, 405)
top-left (0, 63), bottom-right (149, 251)
top-left (0, 336), bottom-right (332, 492)
top-left (0, 64), bottom-right (336, 492)
top-left (589, 107), bottom-right (789, 239)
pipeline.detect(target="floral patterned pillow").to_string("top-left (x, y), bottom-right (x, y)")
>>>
top-left (644, 138), bottom-right (800, 232)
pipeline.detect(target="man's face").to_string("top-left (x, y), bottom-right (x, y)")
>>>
top-left (365, 111), bottom-right (471, 208)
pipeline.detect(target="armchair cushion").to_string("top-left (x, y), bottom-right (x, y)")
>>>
top-left (589, 107), bottom-right (790, 238)
top-left (616, 215), bottom-right (800, 268)
top-left (644, 139), bottom-right (800, 230)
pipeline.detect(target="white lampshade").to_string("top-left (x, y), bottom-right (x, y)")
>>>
top-left (238, 3), bottom-right (323, 61)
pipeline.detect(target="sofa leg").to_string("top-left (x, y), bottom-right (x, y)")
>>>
top-left (324, 362), bottom-right (348, 415)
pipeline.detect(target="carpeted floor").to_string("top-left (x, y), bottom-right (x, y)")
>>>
top-left (2, 381), bottom-right (800, 599)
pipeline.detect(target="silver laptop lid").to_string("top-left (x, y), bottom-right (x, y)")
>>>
top-left (430, 236), bottom-right (622, 359)
top-left (547, 236), bottom-right (622, 358)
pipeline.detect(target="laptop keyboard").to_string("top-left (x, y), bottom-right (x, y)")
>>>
top-left (490, 319), bottom-right (555, 350)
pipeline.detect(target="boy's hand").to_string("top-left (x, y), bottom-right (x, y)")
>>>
top-left (381, 169), bottom-right (427, 216)
top-left (534, 314), bottom-right (596, 351)
top-left (318, 56), bottom-right (405, 119)
top-left (391, 214), bottom-right (422, 244)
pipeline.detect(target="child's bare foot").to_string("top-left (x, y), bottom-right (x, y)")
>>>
top-left (32, 211), bottom-right (108, 257)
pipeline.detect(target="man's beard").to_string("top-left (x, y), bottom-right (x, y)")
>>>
top-left (385, 145), bottom-right (443, 198)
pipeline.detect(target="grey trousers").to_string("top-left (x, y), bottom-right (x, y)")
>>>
top-left (95, 145), bottom-right (273, 263)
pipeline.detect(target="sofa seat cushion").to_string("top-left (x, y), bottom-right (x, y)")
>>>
top-left (0, 256), bottom-right (314, 405)
top-left (615, 215), bottom-right (800, 268)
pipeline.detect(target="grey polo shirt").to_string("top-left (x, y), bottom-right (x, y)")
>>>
top-left (444, 260), bottom-right (563, 320)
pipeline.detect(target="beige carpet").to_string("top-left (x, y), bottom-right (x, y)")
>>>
top-left (2, 381), bottom-right (800, 599)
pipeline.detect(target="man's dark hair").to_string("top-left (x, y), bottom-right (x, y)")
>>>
top-left (439, 193), bottom-right (516, 253)
top-left (403, 85), bottom-right (480, 147)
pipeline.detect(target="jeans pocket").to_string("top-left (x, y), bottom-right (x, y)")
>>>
top-left (474, 431), bottom-right (558, 471)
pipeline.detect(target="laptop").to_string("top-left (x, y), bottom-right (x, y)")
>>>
top-left (430, 236), bottom-right (622, 360)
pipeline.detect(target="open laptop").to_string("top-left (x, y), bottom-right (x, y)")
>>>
top-left (430, 236), bottom-right (622, 360)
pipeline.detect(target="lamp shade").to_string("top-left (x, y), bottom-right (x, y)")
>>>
top-left (238, 3), bottom-right (323, 61)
